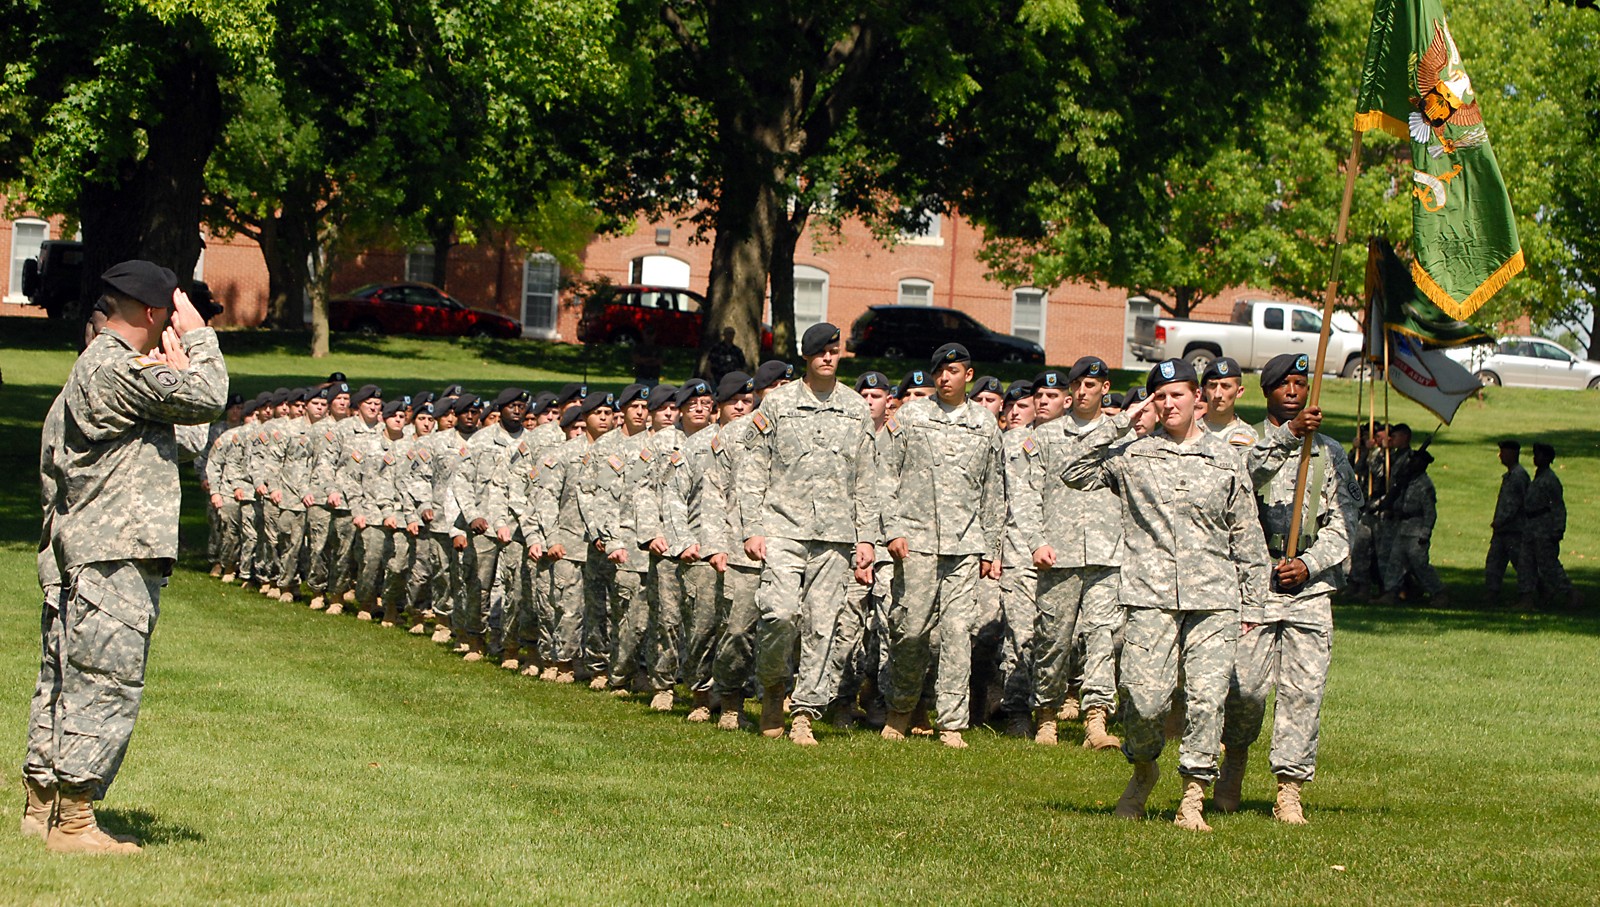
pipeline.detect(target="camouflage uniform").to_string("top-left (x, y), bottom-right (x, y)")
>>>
top-left (739, 380), bottom-right (880, 719)
top-left (497, 429), bottom-right (558, 658)
top-left (27, 325), bottom-right (225, 797)
top-left (271, 414), bottom-right (317, 590)
top-left (195, 418), bottom-right (230, 564)
top-left (1379, 455), bottom-right (1444, 597)
top-left (238, 418), bottom-right (272, 583)
top-left (997, 426), bottom-right (1040, 719)
top-left (660, 426), bottom-right (721, 694)
top-left (452, 421), bottom-right (528, 648)
top-left (709, 416), bottom-right (764, 702)
top-left (878, 396), bottom-right (1005, 731)
top-left (839, 426), bottom-right (897, 714)
top-left (522, 432), bottom-right (594, 669)
top-left (1522, 466), bottom-right (1572, 603)
top-left (302, 415), bottom-right (347, 598)
top-left (204, 424), bottom-right (251, 574)
top-left (318, 415), bottom-right (377, 600)
top-left (1063, 413), bottom-right (1270, 782)
top-left (1223, 424), bottom-right (1359, 782)
top-left (1486, 461), bottom-right (1530, 599)
top-left (350, 428), bottom-right (414, 617)
top-left (639, 424), bottom-right (689, 694)
top-left (583, 428), bottom-right (655, 690)
top-left (406, 426), bottom-right (466, 626)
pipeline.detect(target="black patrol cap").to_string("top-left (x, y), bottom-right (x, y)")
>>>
top-left (897, 368), bottom-right (932, 398)
top-left (931, 343), bottom-right (971, 371)
top-left (617, 383), bottom-right (649, 408)
top-left (1145, 358), bottom-right (1197, 393)
top-left (491, 387), bottom-right (530, 410)
top-left (649, 385), bottom-right (678, 412)
top-left (1259, 353), bottom-right (1310, 391)
top-left (969, 375), bottom-right (1003, 399)
top-left (1067, 356), bottom-right (1109, 384)
top-left (716, 371), bottom-right (755, 403)
top-left (452, 393), bottom-right (480, 415)
top-left (1125, 384), bottom-right (1150, 405)
top-left (381, 400), bottom-right (407, 419)
top-left (1201, 356), bottom-right (1243, 384)
top-left (351, 384), bottom-right (383, 406)
top-left (555, 382), bottom-right (587, 407)
top-left (752, 360), bottom-right (795, 393)
top-left (576, 390), bottom-right (617, 418)
top-left (854, 371), bottom-right (889, 393)
top-left (327, 372), bottom-right (348, 383)
top-left (530, 391), bottom-right (557, 416)
top-left (1004, 380), bottom-right (1033, 403)
top-left (1031, 369), bottom-right (1068, 391)
top-left (675, 379), bottom-right (713, 407)
top-left (100, 260), bottom-right (178, 309)
top-left (800, 322), bottom-right (842, 357)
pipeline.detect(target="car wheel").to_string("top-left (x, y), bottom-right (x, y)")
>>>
top-left (1475, 370), bottom-right (1501, 387)
top-left (1340, 356), bottom-right (1374, 380)
top-left (881, 344), bottom-right (907, 360)
top-left (612, 329), bottom-right (640, 348)
top-left (1588, 376), bottom-right (1599, 390)
top-left (1001, 351), bottom-right (1024, 364)
top-left (354, 319), bottom-right (382, 336)
top-left (472, 328), bottom-right (494, 340)
top-left (1182, 348), bottom-right (1216, 376)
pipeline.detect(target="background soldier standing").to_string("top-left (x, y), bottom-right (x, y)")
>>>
top-left (1522, 443), bottom-right (1578, 610)
top-left (1486, 440), bottom-right (1530, 604)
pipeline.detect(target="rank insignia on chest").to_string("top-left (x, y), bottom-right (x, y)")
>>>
top-left (751, 411), bottom-right (772, 434)
top-left (607, 455), bottom-right (624, 473)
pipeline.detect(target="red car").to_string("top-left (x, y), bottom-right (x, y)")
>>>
top-left (329, 282), bottom-right (523, 339)
top-left (578, 284), bottom-right (773, 352)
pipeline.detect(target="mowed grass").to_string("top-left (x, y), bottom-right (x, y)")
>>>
top-left (1, 319), bottom-right (1598, 905)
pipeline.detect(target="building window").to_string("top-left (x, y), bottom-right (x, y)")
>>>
top-left (897, 278), bottom-right (933, 306)
top-left (1012, 288), bottom-right (1045, 345)
top-left (192, 233), bottom-right (207, 281)
top-left (899, 209), bottom-right (942, 245)
top-left (792, 265), bottom-right (828, 336)
top-left (627, 254), bottom-right (691, 288)
top-left (522, 253), bottom-right (559, 337)
top-left (405, 244), bottom-right (435, 284)
top-left (8, 219), bottom-right (48, 302)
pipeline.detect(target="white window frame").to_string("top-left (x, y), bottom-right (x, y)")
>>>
top-left (628, 254), bottom-right (692, 289)
top-left (898, 209), bottom-right (943, 245)
top-left (792, 264), bottom-right (829, 336)
top-left (1012, 287), bottom-right (1046, 346)
top-left (405, 244), bottom-right (435, 284)
top-left (192, 232), bottom-right (207, 281)
top-left (897, 278), bottom-right (934, 307)
top-left (521, 252), bottom-right (560, 339)
top-left (8, 218), bottom-right (48, 302)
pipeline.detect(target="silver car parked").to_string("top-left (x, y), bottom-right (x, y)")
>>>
top-left (1446, 336), bottom-right (1600, 389)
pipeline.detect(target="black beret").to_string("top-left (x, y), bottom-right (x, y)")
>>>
top-left (1146, 358), bottom-right (1197, 393)
top-left (1532, 442), bottom-right (1555, 460)
top-left (1103, 392), bottom-right (1124, 410)
top-left (559, 407), bottom-right (582, 429)
top-left (675, 379), bottom-right (713, 407)
top-left (268, 389), bottom-right (290, 406)
top-left (452, 393), bottom-right (480, 414)
top-left (226, 393), bottom-right (244, 407)
top-left (1125, 385), bottom-right (1150, 405)
top-left (530, 391), bottom-right (557, 416)
top-left (415, 401), bottom-right (436, 417)
top-left (1259, 353), bottom-right (1310, 391)
top-left (329, 382), bottom-right (351, 397)
top-left (1031, 369), bottom-right (1067, 391)
top-left (1067, 356), bottom-right (1109, 384)
top-left (931, 343), bottom-right (971, 371)
top-left (1497, 439), bottom-right (1521, 452)
top-left (288, 388), bottom-right (310, 404)
top-left (491, 387), bottom-right (530, 410)
top-left (800, 322), bottom-right (842, 357)
top-left (889, 385), bottom-right (900, 397)
top-left (1201, 356), bottom-right (1243, 384)
top-left (576, 391), bottom-right (617, 418)
top-left (327, 372), bottom-right (348, 383)
top-left (853, 371), bottom-right (889, 393)
top-left (1004, 380), bottom-right (1033, 403)
top-left (649, 385), bottom-right (679, 411)
top-left (100, 260), bottom-right (177, 310)
top-left (381, 400), bottom-right (407, 419)
top-left (273, 386), bottom-right (292, 399)
top-left (970, 375), bottom-right (1003, 398)
top-left (617, 383), bottom-right (649, 408)
top-left (439, 383), bottom-right (464, 399)
top-left (897, 368), bottom-right (932, 397)
top-left (716, 371), bottom-right (755, 403)
top-left (555, 382), bottom-right (587, 406)
top-left (351, 384), bottom-right (383, 406)
top-left (752, 361), bottom-right (795, 393)
top-left (412, 391), bottom-right (435, 409)
top-left (241, 400), bottom-right (262, 417)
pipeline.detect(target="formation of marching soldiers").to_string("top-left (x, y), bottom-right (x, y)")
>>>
top-left (195, 323), bottom-right (1358, 831)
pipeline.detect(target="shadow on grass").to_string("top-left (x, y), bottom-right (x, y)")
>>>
top-left (97, 808), bottom-right (206, 846)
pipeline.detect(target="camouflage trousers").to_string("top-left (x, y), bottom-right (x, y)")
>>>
top-left (645, 553), bottom-right (687, 692)
top-left (999, 563), bottom-right (1037, 716)
top-left (405, 532), bottom-right (459, 624)
top-left (511, 551), bottom-right (550, 659)
top-left (1484, 530), bottom-right (1528, 599)
top-left (309, 510), bottom-right (358, 597)
top-left (605, 560), bottom-right (648, 691)
top-left (885, 552), bottom-right (979, 730)
top-left (205, 494), bottom-right (222, 563)
top-left (670, 561), bottom-right (721, 693)
top-left (970, 576), bottom-right (1006, 725)
top-left (710, 564), bottom-right (761, 699)
top-left (1075, 569), bottom-right (1124, 712)
top-left (839, 561), bottom-right (892, 709)
top-left (355, 525), bottom-right (414, 620)
top-left (582, 556), bottom-right (613, 677)
top-left (547, 557), bottom-right (586, 664)
top-left (1119, 606), bottom-right (1238, 783)
top-left (238, 498), bottom-right (263, 580)
top-left (1522, 532), bottom-right (1573, 602)
top-left (1031, 566), bottom-right (1117, 710)
top-left (24, 560), bottom-right (164, 798)
top-left (301, 505), bottom-right (333, 593)
top-left (255, 501), bottom-right (281, 580)
top-left (1381, 527), bottom-right (1444, 597)
top-left (460, 533), bottom-right (522, 644)
top-left (272, 506), bottom-right (309, 589)
top-left (1222, 601), bottom-right (1332, 783)
top-left (1348, 516), bottom-right (1381, 594)
top-left (755, 538), bottom-right (852, 716)
top-left (212, 498), bottom-right (243, 572)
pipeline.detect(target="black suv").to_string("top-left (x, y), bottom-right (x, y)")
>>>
top-left (848, 305), bottom-right (1045, 364)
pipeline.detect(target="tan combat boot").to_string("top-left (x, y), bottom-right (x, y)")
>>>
top-left (910, 705), bottom-right (934, 737)
top-left (408, 623), bottom-right (427, 636)
top-left (1213, 745), bottom-right (1249, 813)
top-left (308, 595), bottom-right (326, 611)
top-left (759, 688), bottom-right (786, 738)
top-left (46, 789), bottom-right (140, 854)
top-left (280, 586), bottom-right (298, 604)
top-left (1173, 775), bottom-right (1213, 832)
top-left (1033, 707), bottom-right (1058, 746)
top-left (1273, 776), bottom-right (1308, 825)
top-left (21, 778), bottom-right (54, 840)
top-left (1081, 706), bottom-right (1122, 751)
top-left (649, 689), bottom-right (674, 712)
top-left (220, 571), bottom-right (236, 584)
top-left (1114, 762), bottom-right (1159, 819)
top-left (500, 646), bottom-right (522, 671)
top-left (717, 693), bottom-right (745, 731)
top-left (1057, 695), bottom-right (1081, 722)
top-left (588, 673), bottom-right (609, 690)
top-left (940, 730), bottom-right (968, 749)
top-left (462, 637), bottom-right (485, 663)
top-left (881, 710), bottom-right (913, 741)
top-left (553, 662), bottom-right (576, 684)
top-left (685, 690), bottom-right (712, 722)
top-left (208, 564), bottom-right (223, 578)
top-left (520, 660), bottom-right (543, 678)
top-left (325, 600), bottom-right (344, 616)
top-left (430, 625), bottom-right (452, 644)
top-left (789, 713), bottom-right (818, 746)
top-left (342, 590), bottom-right (356, 604)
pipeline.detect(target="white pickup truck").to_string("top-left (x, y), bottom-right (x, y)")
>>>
top-left (1129, 300), bottom-right (1366, 378)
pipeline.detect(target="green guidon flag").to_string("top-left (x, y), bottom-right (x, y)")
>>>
top-left (1353, 0), bottom-right (1523, 321)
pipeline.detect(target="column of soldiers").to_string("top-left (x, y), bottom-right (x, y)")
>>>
top-left (192, 328), bottom-right (1363, 832)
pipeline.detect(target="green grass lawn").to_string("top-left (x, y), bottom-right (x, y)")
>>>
top-left (2, 320), bottom-right (1598, 904)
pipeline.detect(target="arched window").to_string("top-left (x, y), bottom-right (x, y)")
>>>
top-left (897, 278), bottom-right (933, 306)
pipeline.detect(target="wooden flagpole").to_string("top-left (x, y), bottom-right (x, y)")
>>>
top-left (1284, 129), bottom-right (1364, 561)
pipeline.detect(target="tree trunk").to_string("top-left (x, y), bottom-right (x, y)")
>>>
top-left (258, 216), bottom-right (298, 329)
top-left (429, 220), bottom-right (454, 290)
top-left (1172, 286), bottom-right (1197, 319)
top-left (75, 53), bottom-right (222, 340)
top-left (701, 160), bottom-right (782, 373)
top-left (308, 219), bottom-right (340, 359)
top-left (768, 201), bottom-right (810, 359)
